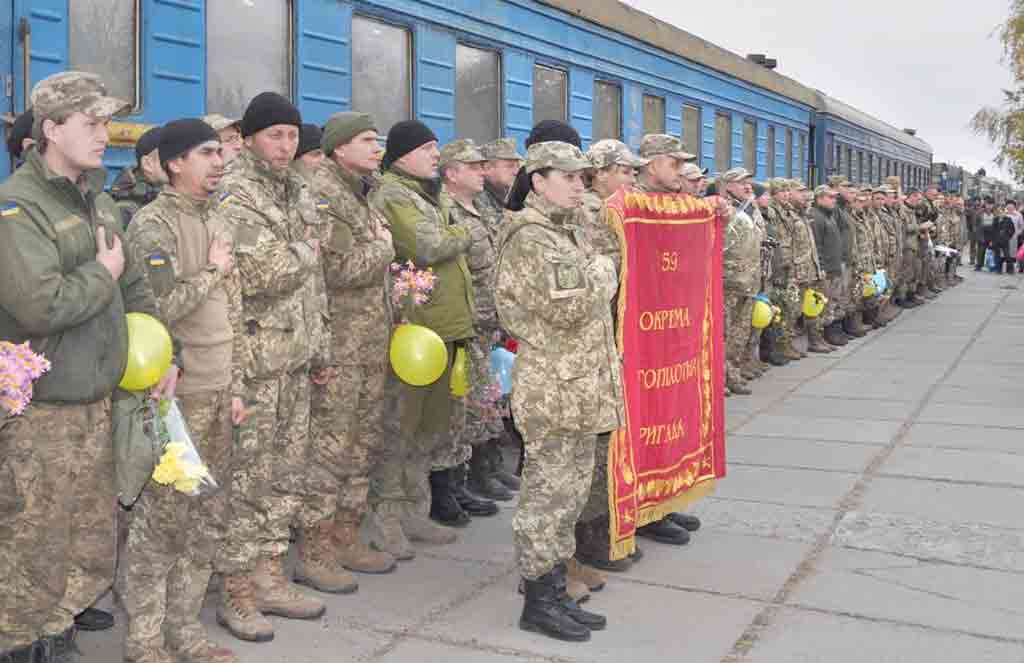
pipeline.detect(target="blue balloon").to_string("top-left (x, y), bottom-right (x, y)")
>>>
top-left (490, 347), bottom-right (516, 396)
top-left (872, 269), bottom-right (888, 295)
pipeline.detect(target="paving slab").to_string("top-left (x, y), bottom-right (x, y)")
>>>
top-left (727, 435), bottom-right (879, 472)
top-left (903, 422), bottom-right (1024, 455)
top-left (881, 446), bottom-right (1024, 487)
top-left (689, 499), bottom-right (838, 543)
top-left (714, 465), bottom-right (858, 509)
top-left (765, 395), bottom-right (913, 421)
top-left (791, 369), bottom-right (931, 401)
top-left (732, 414), bottom-right (901, 444)
top-left (744, 608), bottom-right (1024, 663)
top-left (917, 402), bottom-right (1024, 429)
top-left (928, 383), bottom-right (1024, 408)
top-left (860, 476), bottom-right (1024, 530)
top-left (375, 639), bottom-right (539, 663)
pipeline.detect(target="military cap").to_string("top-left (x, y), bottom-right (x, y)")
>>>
top-left (202, 114), bottom-right (240, 132)
top-left (827, 175), bottom-right (850, 187)
top-left (135, 125), bottom-right (163, 161)
top-left (638, 134), bottom-right (695, 161)
top-left (439, 138), bottom-right (487, 168)
top-left (752, 182), bottom-right (767, 198)
top-left (524, 141), bottom-right (591, 174)
top-left (31, 71), bottom-right (130, 135)
top-left (586, 139), bottom-right (647, 169)
top-left (681, 163), bottom-right (707, 181)
top-left (884, 175), bottom-right (901, 187)
top-left (791, 179), bottom-right (808, 191)
top-left (480, 137), bottom-right (523, 161)
top-left (720, 167), bottom-right (752, 183)
top-left (814, 185), bottom-right (837, 197)
top-left (905, 187), bottom-right (922, 195)
top-left (768, 178), bottom-right (791, 194)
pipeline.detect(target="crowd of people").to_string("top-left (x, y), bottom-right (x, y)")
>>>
top-left (0, 69), bottom-right (976, 663)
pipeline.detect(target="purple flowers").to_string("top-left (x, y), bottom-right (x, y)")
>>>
top-left (0, 341), bottom-right (51, 416)
top-left (391, 260), bottom-right (437, 308)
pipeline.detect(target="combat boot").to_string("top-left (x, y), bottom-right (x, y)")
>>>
top-left (781, 335), bottom-right (804, 360)
top-left (165, 561), bottom-right (239, 663)
top-left (517, 574), bottom-right (590, 604)
top-left (487, 439), bottom-right (521, 491)
top-left (519, 572), bottom-right (591, 642)
top-left (333, 511), bottom-right (397, 574)
top-left (3, 641), bottom-right (47, 663)
top-left (401, 503), bottom-right (458, 545)
top-left (168, 639), bottom-right (237, 663)
top-left (215, 574), bottom-right (273, 643)
top-left (574, 518), bottom-right (631, 573)
top-left (666, 512), bottom-right (701, 531)
top-left (468, 446), bottom-right (513, 501)
top-left (823, 322), bottom-right (847, 346)
top-left (636, 517), bottom-right (690, 545)
top-left (428, 469), bottom-right (470, 527)
top-left (763, 328), bottom-right (790, 366)
top-left (370, 502), bottom-right (415, 561)
top-left (552, 563), bottom-right (606, 631)
top-left (807, 326), bottom-right (833, 353)
top-left (862, 307), bottom-right (883, 329)
top-left (46, 626), bottom-right (79, 663)
top-left (251, 555), bottom-right (327, 619)
top-left (567, 558), bottom-right (606, 592)
top-left (842, 314), bottom-right (867, 338)
top-left (294, 520), bottom-right (359, 594)
top-left (451, 464), bottom-right (499, 517)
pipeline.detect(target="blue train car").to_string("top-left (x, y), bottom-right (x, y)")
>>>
top-left (1, 0), bottom-right (928, 189)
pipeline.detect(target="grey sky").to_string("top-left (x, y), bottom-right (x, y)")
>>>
top-left (621, 0), bottom-right (1016, 182)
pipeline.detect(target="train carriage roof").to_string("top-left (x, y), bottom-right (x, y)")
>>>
top-left (814, 91), bottom-right (934, 155)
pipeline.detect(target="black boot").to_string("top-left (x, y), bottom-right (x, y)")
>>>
top-left (487, 439), bottom-right (521, 491)
top-left (823, 322), bottom-right (847, 346)
top-left (451, 465), bottom-right (498, 517)
top-left (519, 568), bottom-right (591, 642)
top-left (666, 512), bottom-right (701, 532)
top-left (429, 469), bottom-right (470, 527)
top-left (637, 517), bottom-right (691, 545)
top-left (468, 445), bottom-right (513, 501)
top-left (842, 316), bottom-right (866, 338)
top-left (73, 607), bottom-right (114, 632)
top-left (551, 563), bottom-right (606, 631)
top-left (3, 640), bottom-right (46, 663)
top-left (764, 327), bottom-right (790, 366)
top-left (47, 626), bottom-right (78, 663)
top-left (574, 517), bottom-right (631, 572)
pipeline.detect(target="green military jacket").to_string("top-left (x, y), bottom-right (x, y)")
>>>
top-left (310, 160), bottom-right (395, 367)
top-left (494, 191), bottom-right (624, 441)
top-left (0, 149), bottom-right (159, 403)
top-left (371, 168), bottom-right (475, 342)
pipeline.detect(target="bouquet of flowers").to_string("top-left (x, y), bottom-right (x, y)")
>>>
top-left (0, 341), bottom-right (51, 416)
top-left (150, 399), bottom-right (217, 496)
top-left (391, 260), bottom-right (437, 319)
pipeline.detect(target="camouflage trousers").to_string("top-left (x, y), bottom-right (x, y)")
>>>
top-left (514, 433), bottom-right (596, 579)
top-left (370, 342), bottom-right (465, 520)
top-left (220, 366), bottom-right (316, 573)
top-left (900, 250), bottom-right (921, 298)
top-left (0, 400), bottom-right (114, 651)
top-left (847, 265), bottom-right (866, 313)
top-left (822, 272), bottom-right (846, 325)
top-left (432, 338), bottom-right (501, 470)
top-left (306, 361), bottom-right (388, 524)
top-left (118, 390), bottom-right (233, 661)
top-left (578, 431), bottom-right (612, 523)
top-left (723, 289), bottom-right (753, 384)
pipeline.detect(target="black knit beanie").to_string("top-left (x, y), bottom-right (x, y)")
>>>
top-left (6, 109), bottom-right (34, 160)
top-left (135, 125), bottom-right (163, 161)
top-left (382, 120), bottom-right (438, 170)
top-left (295, 123), bottom-right (323, 159)
top-left (158, 118), bottom-right (219, 164)
top-left (525, 120), bottom-right (581, 149)
top-left (241, 92), bottom-right (301, 138)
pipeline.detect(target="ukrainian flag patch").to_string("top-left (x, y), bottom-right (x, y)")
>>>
top-left (218, 191), bottom-right (234, 204)
top-left (148, 253), bottom-right (168, 267)
top-left (316, 198), bottom-right (329, 210)
top-left (0, 202), bottom-right (20, 217)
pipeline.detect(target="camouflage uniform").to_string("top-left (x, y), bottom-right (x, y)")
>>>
top-left (120, 188), bottom-right (245, 662)
top-left (786, 183), bottom-right (827, 336)
top-left (494, 142), bottom-right (623, 579)
top-left (720, 169), bottom-right (761, 389)
top-left (303, 158), bottom-right (396, 533)
top-left (111, 166), bottom-right (162, 228)
top-left (0, 72), bottom-right (146, 653)
top-left (764, 180), bottom-right (798, 343)
top-left (476, 138), bottom-right (522, 222)
top-left (212, 146), bottom-right (328, 572)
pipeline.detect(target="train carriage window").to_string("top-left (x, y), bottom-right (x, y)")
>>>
top-left (785, 129), bottom-right (793, 177)
top-left (533, 65), bottom-right (567, 123)
top-left (837, 143), bottom-right (845, 177)
top-left (856, 151), bottom-right (863, 183)
top-left (743, 120), bottom-right (756, 173)
top-left (767, 126), bottom-right (776, 177)
top-left (456, 45), bottom-right (501, 144)
top-left (643, 95), bottom-right (665, 135)
top-left (715, 113), bottom-right (732, 174)
top-left (70, 0), bottom-right (139, 107)
top-left (593, 81), bottom-right (622, 141)
top-left (798, 133), bottom-right (807, 182)
top-left (845, 147), bottom-right (852, 179)
top-left (682, 104), bottom-right (701, 159)
top-left (353, 17), bottom-right (412, 136)
top-left (207, 0), bottom-right (291, 120)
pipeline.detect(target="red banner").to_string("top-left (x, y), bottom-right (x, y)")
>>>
top-left (604, 190), bottom-right (726, 560)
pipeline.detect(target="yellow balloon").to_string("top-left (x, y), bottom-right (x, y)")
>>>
top-left (751, 299), bottom-right (774, 329)
top-left (120, 313), bottom-right (173, 392)
top-left (450, 346), bottom-right (469, 397)
top-left (390, 324), bottom-right (448, 386)
top-left (802, 289), bottom-right (827, 318)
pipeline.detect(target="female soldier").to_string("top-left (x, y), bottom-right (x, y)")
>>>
top-left (495, 141), bottom-right (624, 642)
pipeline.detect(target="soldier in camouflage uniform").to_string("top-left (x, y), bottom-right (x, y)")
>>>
top-left (720, 168), bottom-right (762, 394)
top-left (495, 141), bottom-right (623, 642)
top-left (871, 187), bottom-right (907, 321)
top-left (111, 125), bottom-right (167, 228)
top-left (581, 139), bottom-right (645, 267)
top-left (762, 179), bottom-right (801, 360)
top-left (0, 72), bottom-right (179, 662)
top-left (787, 181), bottom-right (833, 353)
top-left (304, 112), bottom-right (400, 581)
top-left (850, 187), bottom-right (881, 329)
top-left (201, 114), bottom-right (242, 167)
top-left (431, 139), bottom-right (507, 522)
top-left (477, 138), bottom-right (523, 220)
top-left (369, 120), bottom-right (475, 556)
top-left (121, 119), bottom-right (244, 663)
top-left (829, 176), bottom-right (869, 338)
top-left (211, 92), bottom-right (336, 643)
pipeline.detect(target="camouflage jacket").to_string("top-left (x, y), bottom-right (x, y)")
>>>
top-left (370, 168), bottom-right (475, 342)
top-left (476, 180), bottom-right (508, 228)
top-left (310, 160), bottom-right (395, 367)
top-left (125, 189), bottom-right (245, 398)
top-left (763, 200), bottom-right (793, 284)
top-left (494, 191), bottom-right (624, 440)
top-left (723, 193), bottom-right (761, 293)
top-left (787, 204), bottom-right (823, 284)
top-left (111, 166), bottom-right (161, 228)
top-left (580, 189), bottom-right (622, 274)
top-left (444, 190), bottom-right (499, 332)
top-left (848, 208), bottom-right (877, 273)
top-left (834, 199), bottom-right (857, 265)
top-left (902, 203), bottom-right (927, 253)
top-left (876, 207), bottom-right (903, 263)
top-left (211, 147), bottom-right (328, 379)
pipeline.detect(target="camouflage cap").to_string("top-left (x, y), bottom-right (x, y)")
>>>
top-left (790, 180), bottom-right (808, 191)
top-left (202, 113), bottom-right (241, 132)
top-left (873, 186), bottom-right (893, 195)
top-left (814, 185), bottom-right (837, 197)
top-left (638, 134), bottom-right (695, 161)
top-left (524, 141), bottom-right (591, 174)
top-left (827, 175), bottom-right (850, 187)
top-left (439, 138), bottom-right (486, 168)
top-left (31, 71), bottom-right (130, 129)
top-left (587, 139), bottom-right (647, 169)
top-left (480, 137), bottom-right (523, 161)
top-left (681, 163), bottom-right (707, 180)
top-left (720, 167), bottom-right (752, 183)
top-left (768, 178), bottom-right (792, 194)
top-left (884, 175), bottom-right (901, 187)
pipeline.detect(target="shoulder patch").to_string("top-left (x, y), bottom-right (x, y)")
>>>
top-left (218, 191), bottom-right (234, 205)
top-left (0, 202), bottom-right (20, 217)
top-left (316, 198), bottom-right (330, 210)
top-left (147, 252), bottom-right (169, 267)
